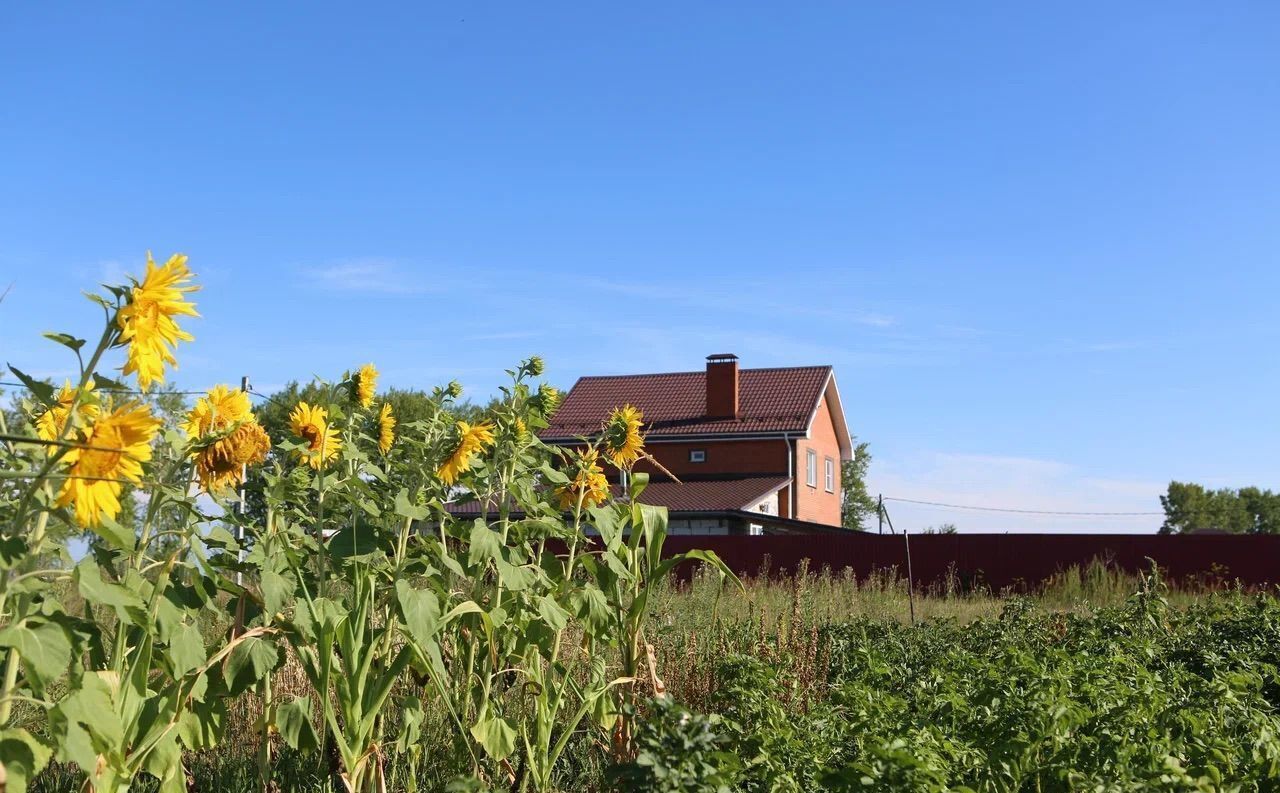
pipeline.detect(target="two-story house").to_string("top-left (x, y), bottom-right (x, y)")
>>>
top-left (541, 354), bottom-right (854, 534)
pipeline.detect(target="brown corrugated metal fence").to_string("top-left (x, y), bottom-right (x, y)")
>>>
top-left (661, 533), bottom-right (1280, 590)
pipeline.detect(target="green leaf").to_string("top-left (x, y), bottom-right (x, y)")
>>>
top-left (537, 595), bottom-right (571, 631)
top-left (42, 332), bottom-right (86, 352)
top-left (589, 506), bottom-right (624, 550)
top-left (91, 513), bottom-right (136, 552)
top-left (177, 701), bottom-right (225, 751)
top-left (0, 728), bottom-right (53, 793)
top-left (396, 581), bottom-right (441, 649)
top-left (260, 569), bottom-right (294, 616)
top-left (327, 520), bottom-right (384, 560)
top-left (75, 558), bottom-right (145, 625)
top-left (223, 635), bottom-right (278, 695)
top-left (494, 559), bottom-right (533, 592)
top-left (470, 712), bottom-right (517, 760)
top-left (0, 619), bottom-right (72, 690)
top-left (276, 696), bottom-right (319, 753)
top-left (0, 535), bottom-right (29, 570)
top-left (442, 601), bottom-right (486, 624)
top-left (394, 697), bottom-right (425, 752)
top-left (539, 462), bottom-right (570, 486)
top-left (6, 365), bottom-right (55, 407)
top-left (467, 520), bottom-right (502, 567)
top-left (394, 489), bottom-right (431, 521)
top-left (50, 672), bottom-right (120, 771)
top-left (629, 471), bottom-right (650, 501)
top-left (167, 622), bottom-right (207, 677)
top-left (570, 586), bottom-right (612, 636)
top-left (141, 729), bottom-right (182, 792)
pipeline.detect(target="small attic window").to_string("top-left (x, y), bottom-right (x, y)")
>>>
top-left (689, 449), bottom-right (707, 463)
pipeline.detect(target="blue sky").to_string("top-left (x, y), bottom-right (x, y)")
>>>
top-left (3, 3), bottom-right (1279, 532)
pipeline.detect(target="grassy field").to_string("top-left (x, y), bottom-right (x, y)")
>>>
top-left (27, 561), bottom-right (1278, 792)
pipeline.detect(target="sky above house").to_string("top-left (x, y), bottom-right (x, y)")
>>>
top-left (3, 3), bottom-right (1279, 533)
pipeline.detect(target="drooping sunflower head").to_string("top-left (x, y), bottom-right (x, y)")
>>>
top-left (556, 448), bottom-right (611, 511)
top-left (35, 379), bottom-right (100, 442)
top-left (289, 401), bottom-right (342, 470)
top-left (602, 405), bottom-right (644, 468)
top-left (377, 402), bottom-right (396, 455)
top-left (437, 419), bottom-right (495, 486)
top-left (187, 385), bottom-right (271, 493)
top-left (116, 252), bottom-right (200, 391)
top-left (56, 401), bottom-right (161, 528)
top-left (533, 383), bottom-right (560, 418)
top-left (352, 363), bottom-right (378, 409)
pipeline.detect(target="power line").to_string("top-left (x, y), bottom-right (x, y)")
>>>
top-left (882, 496), bottom-right (1161, 517)
top-left (0, 381), bottom-right (209, 396)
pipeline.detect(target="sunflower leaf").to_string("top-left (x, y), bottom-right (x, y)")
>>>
top-left (6, 365), bottom-right (55, 407)
top-left (41, 332), bottom-right (86, 352)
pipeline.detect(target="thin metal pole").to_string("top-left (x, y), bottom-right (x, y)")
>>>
top-left (882, 504), bottom-right (915, 625)
top-left (236, 374), bottom-right (249, 586)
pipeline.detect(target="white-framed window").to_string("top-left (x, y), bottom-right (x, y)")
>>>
top-left (824, 457), bottom-right (835, 493)
top-left (805, 449), bottom-right (817, 487)
top-left (689, 449), bottom-right (706, 463)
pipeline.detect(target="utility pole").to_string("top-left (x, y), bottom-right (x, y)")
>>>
top-left (877, 494), bottom-right (884, 535)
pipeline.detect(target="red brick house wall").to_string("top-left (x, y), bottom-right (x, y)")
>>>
top-left (793, 393), bottom-right (842, 525)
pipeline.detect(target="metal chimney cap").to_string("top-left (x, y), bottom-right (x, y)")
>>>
top-left (706, 353), bottom-right (739, 363)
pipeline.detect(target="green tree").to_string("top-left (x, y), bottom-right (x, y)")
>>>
top-left (1159, 481), bottom-right (1280, 534)
top-left (840, 439), bottom-right (876, 531)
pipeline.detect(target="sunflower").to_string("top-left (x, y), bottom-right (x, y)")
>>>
top-left (437, 420), bottom-right (495, 485)
top-left (353, 363), bottom-right (378, 409)
top-left (533, 383), bottom-right (560, 417)
top-left (186, 385), bottom-right (271, 492)
top-left (377, 403), bottom-right (396, 455)
top-left (35, 379), bottom-right (99, 442)
top-left (290, 402), bottom-right (342, 470)
top-left (602, 405), bottom-right (644, 468)
top-left (556, 449), bottom-right (610, 510)
top-left (116, 253), bottom-right (199, 391)
top-left (56, 401), bottom-right (161, 528)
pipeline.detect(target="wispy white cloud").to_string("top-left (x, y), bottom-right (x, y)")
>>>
top-left (868, 451), bottom-right (1165, 534)
top-left (305, 260), bottom-right (433, 295)
top-left (464, 330), bottom-right (544, 342)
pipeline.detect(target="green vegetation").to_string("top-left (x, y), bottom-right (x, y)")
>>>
top-left (18, 566), bottom-right (1280, 792)
top-left (1160, 481), bottom-right (1280, 534)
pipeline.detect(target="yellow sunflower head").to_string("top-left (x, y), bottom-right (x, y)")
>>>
top-left (116, 252), bottom-right (200, 391)
top-left (556, 448), bottom-right (611, 510)
top-left (56, 401), bottom-right (161, 528)
top-left (352, 363), bottom-right (378, 409)
top-left (35, 379), bottom-right (100, 442)
top-left (377, 402), bottom-right (396, 455)
top-left (437, 420), bottom-right (495, 486)
top-left (184, 384), bottom-right (252, 438)
top-left (289, 401), bottom-right (342, 470)
top-left (602, 405), bottom-right (644, 468)
top-left (187, 385), bottom-right (271, 493)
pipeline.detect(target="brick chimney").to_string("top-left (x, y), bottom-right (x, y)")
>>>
top-left (705, 353), bottom-right (740, 419)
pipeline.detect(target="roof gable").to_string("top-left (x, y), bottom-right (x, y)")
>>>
top-left (543, 365), bottom-right (832, 439)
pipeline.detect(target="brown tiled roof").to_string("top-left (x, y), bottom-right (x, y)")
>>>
top-left (635, 476), bottom-right (791, 512)
top-left (445, 475), bottom-right (791, 516)
top-left (542, 366), bottom-right (831, 440)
